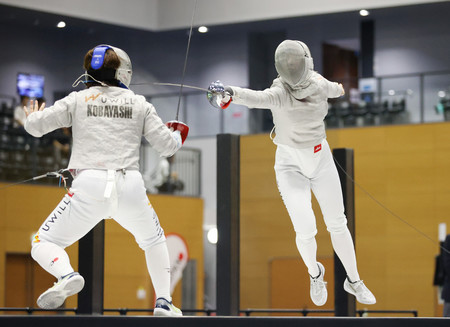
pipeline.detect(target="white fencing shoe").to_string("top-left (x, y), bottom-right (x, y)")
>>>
top-left (344, 278), bottom-right (376, 304)
top-left (309, 262), bottom-right (327, 306)
top-left (37, 272), bottom-right (85, 309)
top-left (153, 297), bottom-right (183, 317)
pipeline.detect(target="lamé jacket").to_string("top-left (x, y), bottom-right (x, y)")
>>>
top-left (229, 71), bottom-right (343, 149)
top-left (25, 86), bottom-right (181, 170)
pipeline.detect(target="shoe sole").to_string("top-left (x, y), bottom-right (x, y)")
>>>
top-left (154, 308), bottom-right (183, 317)
top-left (343, 281), bottom-right (376, 305)
top-left (311, 262), bottom-right (327, 306)
top-left (37, 275), bottom-right (85, 309)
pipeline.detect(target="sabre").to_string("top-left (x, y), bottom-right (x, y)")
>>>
top-left (174, 0), bottom-right (198, 121)
top-left (153, 82), bottom-right (210, 93)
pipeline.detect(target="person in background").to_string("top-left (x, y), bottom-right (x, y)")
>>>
top-left (145, 156), bottom-right (170, 193)
top-left (145, 155), bottom-right (184, 194)
top-left (442, 234), bottom-right (450, 317)
top-left (14, 95), bottom-right (32, 150)
top-left (51, 127), bottom-right (72, 168)
top-left (35, 97), bottom-right (72, 170)
top-left (14, 95), bottom-right (30, 128)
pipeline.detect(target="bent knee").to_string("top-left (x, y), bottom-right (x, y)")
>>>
top-left (326, 216), bottom-right (348, 234)
top-left (138, 233), bottom-right (166, 251)
top-left (295, 230), bottom-right (317, 244)
top-left (30, 232), bottom-right (44, 253)
top-left (30, 233), bottom-right (44, 260)
top-left (31, 232), bottom-right (41, 247)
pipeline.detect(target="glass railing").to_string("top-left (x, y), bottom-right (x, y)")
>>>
top-left (327, 71), bottom-right (450, 128)
top-left (1, 70), bottom-right (448, 188)
top-left (140, 143), bottom-right (201, 197)
top-left (146, 70), bottom-right (450, 135)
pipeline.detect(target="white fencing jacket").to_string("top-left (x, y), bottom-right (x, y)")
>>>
top-left (25, 86), bottom-right (181, 170)
top-left (230, 72), bottom-right (343, 149)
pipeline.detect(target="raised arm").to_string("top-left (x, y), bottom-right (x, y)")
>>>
top-left (24, 93), bottom-right (74, 137)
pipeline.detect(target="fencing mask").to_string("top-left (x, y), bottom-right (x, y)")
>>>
top-left (274, 40), bottom-right (314, 88)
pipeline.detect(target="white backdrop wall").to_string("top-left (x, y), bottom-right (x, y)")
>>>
top-left (0, 0), bottom-right (445, 31)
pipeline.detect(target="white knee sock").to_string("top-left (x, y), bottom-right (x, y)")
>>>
top-left (31, 241), bottom-right (74, 279)
top-left (330, 228), bottom-right (360, 282)
top-left (295, 234), bottom-right (320, 277)
top-left (145, 241), bottom-right (172, 302)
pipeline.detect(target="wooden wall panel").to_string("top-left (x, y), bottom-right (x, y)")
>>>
top-left (0, 183), bottom-right (203, 312)
top-left (270, 256), bottom-right (334, 314)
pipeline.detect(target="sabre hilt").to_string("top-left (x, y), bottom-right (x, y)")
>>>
top-left (207, 80), bottom-right (233, 109)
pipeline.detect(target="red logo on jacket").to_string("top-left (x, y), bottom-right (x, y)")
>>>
top-left (314, 144), bottom-right (322, 153)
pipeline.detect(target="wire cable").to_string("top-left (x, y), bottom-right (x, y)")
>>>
top-left (333, 156), bottom-right (450, 254)
top-left (0, 169), bottom-right (69, 191)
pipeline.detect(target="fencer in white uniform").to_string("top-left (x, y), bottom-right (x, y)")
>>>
top-left (208, 40), bottom-right (376, 306)
top-left (24, 45), bottom-right (186, 316)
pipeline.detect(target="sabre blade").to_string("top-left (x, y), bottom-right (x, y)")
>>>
top-left (153, 82), bottom-right (210, 92)
top-left (175, 0), bottom-right (198, 121)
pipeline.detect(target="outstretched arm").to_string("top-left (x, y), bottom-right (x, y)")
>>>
top-left (207, 80), bottom-right (285, 110)
top-left (229, 85), bottom-right (284, 109)
top-left (325, 79), bottom-right (345, 99)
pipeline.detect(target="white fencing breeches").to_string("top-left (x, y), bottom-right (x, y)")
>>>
top-left (274, 139), bottom-right (360, 281)
top-left (31, 169), bottom-right (167, 283)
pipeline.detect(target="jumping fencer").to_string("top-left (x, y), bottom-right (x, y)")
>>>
top-left (24, 45), bottom-right (187, 316)
top-left (208, 40), bottom-right (376, 306)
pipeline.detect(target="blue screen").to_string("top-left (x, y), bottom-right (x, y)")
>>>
top-left (17, 73), bottom-right (45, 98)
